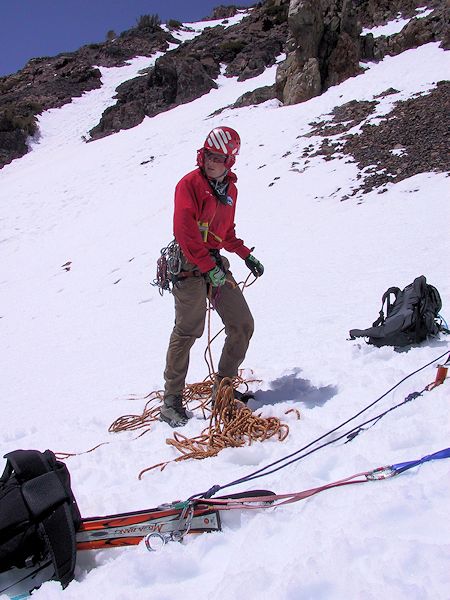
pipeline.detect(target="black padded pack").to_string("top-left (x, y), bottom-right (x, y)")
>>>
top-left (349, 275), bottom-right (445, 347)
top-left (0, 449), bottom-right (81, 588)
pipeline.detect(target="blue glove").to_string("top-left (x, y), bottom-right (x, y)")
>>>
top-left (207, 265), bottom-right (226, 287)
top-left (245, 254), bottom-right (264, 277)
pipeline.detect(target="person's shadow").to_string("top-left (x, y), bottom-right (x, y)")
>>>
top-left (248, 369), bottom-right (337, 409)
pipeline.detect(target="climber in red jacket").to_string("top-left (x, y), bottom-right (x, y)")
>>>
top-left (160, 126), bottom-right (264, 427)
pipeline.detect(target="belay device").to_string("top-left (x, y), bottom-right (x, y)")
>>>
top-left (349, 275), bottom-right (447, 347)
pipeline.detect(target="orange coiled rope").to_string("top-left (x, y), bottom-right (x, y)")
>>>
top-left (136, 377), bottom-right (291, 478)
top-left (57, 277), bottom-right (299, 468)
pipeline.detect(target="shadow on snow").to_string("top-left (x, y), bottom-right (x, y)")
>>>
top-left (249, 369), bottom-right (338, 409)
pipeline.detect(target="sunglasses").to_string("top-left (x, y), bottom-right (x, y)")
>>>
top-left (204, 149), bottom-right (227, 164)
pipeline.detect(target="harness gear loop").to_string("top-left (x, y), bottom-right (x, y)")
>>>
top-left (151, 240), bottom-right (182, 295)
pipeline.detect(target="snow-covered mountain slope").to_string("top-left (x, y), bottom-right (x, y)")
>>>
top-left (0, 19), bottom-right (449, 600)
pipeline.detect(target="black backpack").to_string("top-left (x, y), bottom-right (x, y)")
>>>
top-left (0, 449), bottom-right (81, 588)
top-left (349, 275), bottom-right (446, 347)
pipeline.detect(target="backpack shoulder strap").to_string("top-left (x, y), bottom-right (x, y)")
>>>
top-left (372, 287), bottom-right (400, 327)
top-left (5, 449), bottom-right (49, 481)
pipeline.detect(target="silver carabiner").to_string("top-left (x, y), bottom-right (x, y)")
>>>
top-left (145, 532), bottom-right (169, 552)
top-left (144, 502), bottom-right (195, 552)
top-left (366, 466), bottom-right (395, 480)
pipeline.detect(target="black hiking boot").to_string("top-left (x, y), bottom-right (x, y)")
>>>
top-left (211, 377), bottom-right (255, 407)
top-left (160, 394), bottom-right (190, 428)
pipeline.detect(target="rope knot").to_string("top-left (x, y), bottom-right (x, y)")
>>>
top-left (202, 484), bottom-right (221, 499)
top-left (405, 391), bottom-right (422, 402)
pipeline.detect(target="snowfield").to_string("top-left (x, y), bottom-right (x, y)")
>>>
top-left (0, 11), bottom-right (449, 600)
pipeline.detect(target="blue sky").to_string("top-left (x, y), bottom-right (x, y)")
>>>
top-left (0, 0), bottom-right (256, 77)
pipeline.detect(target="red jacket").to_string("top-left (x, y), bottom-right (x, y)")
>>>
top-left (173, 168), bottom-right (251, 273)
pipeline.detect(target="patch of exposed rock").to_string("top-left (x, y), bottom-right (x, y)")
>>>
top-left (308, 81), bottom-right (450, 194)
top-left (276, 0), bottom-right (363, 106)
top-left (233, 84), bottom-right (278, 107)
top-left (307, 99), bottom-right (379, 137)
top-left (0, 26), bottom-right (175, 168)
top-left (361, 4), bottom-right (450, 61)
top-left (89, 3), bottom-right (288, 140)
top-left (275, 0), bottom-right (448, 110)
top-left (208, 83), bottom-right (278, 117)
top-left (206, 5), bottom-right (241, 20)
top-left (89, 55), bottom-right (219, 139)
top-left (354, 0), bottom-right (442, 28)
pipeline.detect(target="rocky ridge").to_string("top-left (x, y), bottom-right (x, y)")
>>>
top-left (360, 2), bottom-right (449, 61)
top-left (88, 4), bottom-right (289, 140)
top-left (0, 0), bottom-right (448, 175)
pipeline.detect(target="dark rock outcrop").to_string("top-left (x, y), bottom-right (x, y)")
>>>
top-left (207, 5), bottom-right (240, 20)
top-left (0, 110), bottom-right (34, 167)
top-left (361, 5), bottom-right (450, 61)
top-left (0, 59), bottom-right (102, 168)
top-left (89, 3), bottom-right (288, 141)
top-left (233, 83), bottom-right (278, 107)
top-left (354, 0), bottom-right (442, 28)
top-left (276, 0), bottom-right (362, 105)
top-left (89, 55), bottom-right (219, 139)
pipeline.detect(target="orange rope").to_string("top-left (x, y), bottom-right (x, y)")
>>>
top-left (56, 273), bottom-right (300, 470)
top-left (137, 377), bottom-right (293, 478)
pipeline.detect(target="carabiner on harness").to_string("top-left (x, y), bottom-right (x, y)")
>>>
top-left (152, 240), bottom-right (182, 295)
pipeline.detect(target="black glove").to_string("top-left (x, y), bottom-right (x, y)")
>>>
top-left (245, 254), bottom-right (264, 277)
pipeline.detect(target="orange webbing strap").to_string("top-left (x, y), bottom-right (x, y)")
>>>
top-left (426, 352), bottom-right (450, 391)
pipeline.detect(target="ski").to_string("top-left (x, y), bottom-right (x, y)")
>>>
top-left (76, 503), bottom-right (221, 550)
top-left (0, 503), bottom-right (220, 598)
top-left (1, 492), bottom-right (273, 597)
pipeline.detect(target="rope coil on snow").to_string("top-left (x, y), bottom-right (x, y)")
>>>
top-left (137, 377), bottom-right (291, 478)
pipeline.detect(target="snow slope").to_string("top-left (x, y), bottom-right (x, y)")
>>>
top-left (361, 6), bottom-right (435, 37)
top-left (0, 18), bottom-right (449, 600)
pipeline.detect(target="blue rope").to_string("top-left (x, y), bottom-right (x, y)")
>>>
top-left (391, 448), bottom-right (450, 474)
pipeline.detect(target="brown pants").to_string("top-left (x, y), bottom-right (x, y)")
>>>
top-left (163, 257), bottom-right (254, 397)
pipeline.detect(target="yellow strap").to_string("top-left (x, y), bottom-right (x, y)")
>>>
top-left (198, 222), bottom-right (222, 243)
top-left (198, 221), bottom-right (208, 242)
